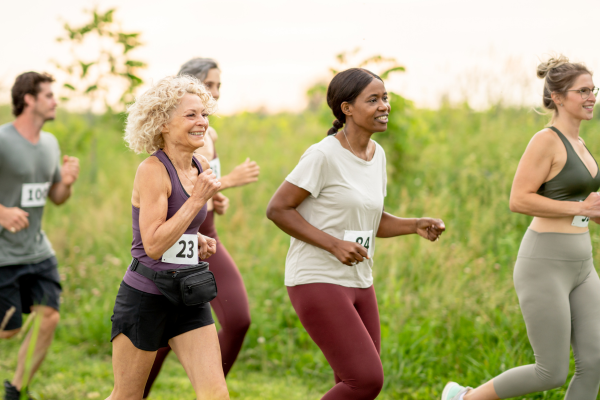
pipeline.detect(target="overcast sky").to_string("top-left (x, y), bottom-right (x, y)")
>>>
top-left (1, 0), bottom-right (599, 114)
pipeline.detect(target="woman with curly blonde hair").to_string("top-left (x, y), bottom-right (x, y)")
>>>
top-left (443, 55), bottom-right (600, 400)
top-left (106, 75), bottom-right (229, 400)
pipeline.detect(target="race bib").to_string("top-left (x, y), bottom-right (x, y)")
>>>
top-left (343, 229), bottom-right (374, 258)
top-left (572, 215), bottom-right (590, 228)
top-left (209, 157), bottom-right (221, 179)
top-left (162, 234), bottom-right (199, 264)
top-left (21, 183), bottom-right (51, 207)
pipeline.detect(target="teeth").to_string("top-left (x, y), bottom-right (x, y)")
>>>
top-left (189, 132), bottom-right (204, 136)
top-left (376, 116), bottom-right (388, 120)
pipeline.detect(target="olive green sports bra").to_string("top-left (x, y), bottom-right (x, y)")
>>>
top-left (537, 126), bottom-right (600, 201)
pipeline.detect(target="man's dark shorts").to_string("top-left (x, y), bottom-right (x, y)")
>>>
top-left (0, 256), bottom-right (61, 331)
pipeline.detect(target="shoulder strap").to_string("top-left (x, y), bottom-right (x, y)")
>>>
top-left (549, 126), bottom-right (577, 156)
top-left (129, 258), bottom-right (157, 280)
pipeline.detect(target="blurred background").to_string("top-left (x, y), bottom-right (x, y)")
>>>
top-left (1, 1), bottom-right (600, 399)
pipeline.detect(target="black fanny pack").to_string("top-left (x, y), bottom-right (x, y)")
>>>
top-left (129, 258), bottom-right (218, 306)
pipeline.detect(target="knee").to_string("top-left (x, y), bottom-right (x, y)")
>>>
top-left (0, 328), bottom-right (20, 339)
top-left (576, 352), bottom-right (600, 375)
top-left (537, 366), bottom-right (568, 390)
top-left (40, 308), bottom-right (60, 330)
top-left (224, 312), bottom-right (251, 336)
top-left (346, 369), bottom-right (384, 399)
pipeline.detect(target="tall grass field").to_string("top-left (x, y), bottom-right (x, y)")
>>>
top-left (1, 102), bottom-right (600, 399)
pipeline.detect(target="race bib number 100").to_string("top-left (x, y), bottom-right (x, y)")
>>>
top-left (343, 229), bottom-right (374, 258)
top-left (162, 234), bottom-right (199, 264)
top-left (21, 183), bottom-right (51, 207)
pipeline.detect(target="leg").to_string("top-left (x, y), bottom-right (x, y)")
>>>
top-left (169, 324), bottom-right (229, 400)
top-left (465, 256), bottom-right (573, 400)
top-left (208, 242), bottom-right (251, 376)
top-left (106, 333), bottom-right (157, 400)
top-left (288, 284), bottom-right (383, 400)
top-left (11, 306), bottom-right (60, 390)
top-left (565, 266), bottom-right (600, 399)
top-left (142, 346), bottom-right (171, 399)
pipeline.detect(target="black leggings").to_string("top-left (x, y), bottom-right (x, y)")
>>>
top-left (287, 283), bottom-right (383, 400)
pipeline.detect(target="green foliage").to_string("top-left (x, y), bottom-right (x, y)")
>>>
top-left (1, 104), bottom-right (599, 399)
top-left (53, 7), bottom-right (146, 111)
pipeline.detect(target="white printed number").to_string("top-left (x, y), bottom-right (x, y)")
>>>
top-left (572, 215), bottom-right (590, 228)
top-left (209, 157), bottom-right (221, 179)
top-left (343, 230), bottom-right (374, 258)
top-left (21, 183), bottom-right (51, 207)
top-left (162, 234), bottom-right (198, 264)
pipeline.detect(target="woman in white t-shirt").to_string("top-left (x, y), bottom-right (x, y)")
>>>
top-left (267, 68), bottom-right (446, 400)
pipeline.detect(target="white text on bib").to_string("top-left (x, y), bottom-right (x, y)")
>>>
top-left (572, 215), bottom-right (590, 227)
top-left (209, 157), bottom-right (221, 179)
top-left (162, 234), bottom-right (199, 264)
top-left (21, 183), bottom-right (51, 207)
top-left (343, 229), bottom-right (374, 258)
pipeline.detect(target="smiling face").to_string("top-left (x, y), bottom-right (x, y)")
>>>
top-left (203, 68), bottom-right (221, 101)
top-left (161, 93), bottom-right (209, 151)
top-left (556, 73), bottom-right (596, 121)
top-left (343, 79), bottom-right (391, 133)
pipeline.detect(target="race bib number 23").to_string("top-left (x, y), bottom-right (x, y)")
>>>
top-left (21, 182), bottom-right (51, 207)
top-left (162, 234), bottom-right (199, 264)
top-left (343, 229), bottom-right (374, 258)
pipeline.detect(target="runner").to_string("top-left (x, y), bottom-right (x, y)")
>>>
top-left (442, 56), bottom-right (600, 400)
top-left (266, 68), bottom-right (445, 400)
top-left (143, 58), bottom-right (259, 399)
top-left (0, 72), bottom-right (80, 400)
top-left (107, 75), bottom-right (229, 400)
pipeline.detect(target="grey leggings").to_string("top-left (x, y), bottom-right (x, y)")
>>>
top-left (494, 229), bottom-right (600, 399)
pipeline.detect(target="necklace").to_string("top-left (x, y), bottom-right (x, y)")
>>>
top-left (343, 129), bottom-right (371, 161)
top-left (163, 149), bottom-right (196, 185)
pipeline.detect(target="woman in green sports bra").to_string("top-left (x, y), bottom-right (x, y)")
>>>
top-left (442, 55), bottom-right (600, 400)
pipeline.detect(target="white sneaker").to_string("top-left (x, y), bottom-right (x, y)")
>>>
top-left (441, 381), bottom-right (472, 400)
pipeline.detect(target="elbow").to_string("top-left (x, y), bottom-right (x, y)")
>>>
top-left (144, 245), bottom-right (161, 260)
top-left (266, 203), bottom-right (277, 222)
top-left (509, 196), bottom-right (524, 214)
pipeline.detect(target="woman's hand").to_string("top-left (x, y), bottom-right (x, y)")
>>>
top-left (198, 233), bottom-right (217, 259)
top-left (213, 192), bottom-right (229, 215)
top-left (191, 169), bottom-right (221, 203)
top-left (224, 158), bottom-right (260, 188)
top-left (330, 239), bottom-right (369, 266)
top-left (416, 218), bottom-right (446, 242)
top-left (580, 192), bottom-right (600, 218)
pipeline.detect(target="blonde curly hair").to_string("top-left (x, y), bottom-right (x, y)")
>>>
top-left (124, 75), bottom-right (217, 154)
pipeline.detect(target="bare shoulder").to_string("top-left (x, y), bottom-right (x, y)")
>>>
top-left (527, 128), bottom-right (563, 152)
top-left (135, 156), bottom-right (169, 188)
top-left (208, 126), bottom-right (218, 142)
top-left (195, 154), bottom-right (211, 171)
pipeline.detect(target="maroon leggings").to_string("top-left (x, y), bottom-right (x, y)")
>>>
top-left (287, 283), bottom-right (383, 400)
top-left (143, 211), bottom-right (251, 398)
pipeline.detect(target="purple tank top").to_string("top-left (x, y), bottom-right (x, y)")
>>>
top-left (123, 149), bottom-right (208, 294)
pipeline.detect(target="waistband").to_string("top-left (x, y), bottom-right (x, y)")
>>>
top-left (517, 228), bottom-right (592, 261)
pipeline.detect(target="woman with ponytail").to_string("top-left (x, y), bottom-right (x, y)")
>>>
top-left (267, 68), bottom-right (445, 400)
top-left (443, 55), bottom-right (600, 400)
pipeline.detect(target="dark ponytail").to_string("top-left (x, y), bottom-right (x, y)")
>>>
top-left (326, 68), bottom-right (382, 135)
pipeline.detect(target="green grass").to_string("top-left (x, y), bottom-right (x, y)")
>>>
top-left (1, 103), bottom-right (600, 399)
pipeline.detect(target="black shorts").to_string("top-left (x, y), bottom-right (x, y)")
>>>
top-left (0, 256), bottom-right (62, 331)
top-left (110, 281), bottom-right (214, 351)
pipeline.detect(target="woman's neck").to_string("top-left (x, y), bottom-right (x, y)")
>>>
top-left (337, 124), bottom-right (374, 161)
top-left (553, 114), bottom-right (582, 140)
top-left (162, 143), bottom-right (195, 171)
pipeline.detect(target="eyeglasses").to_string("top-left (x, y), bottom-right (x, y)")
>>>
top-left (566, 87), bottom-right (599, 100)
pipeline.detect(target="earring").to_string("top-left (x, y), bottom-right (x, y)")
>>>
top-left (560, 103), bottom-right (563, 107)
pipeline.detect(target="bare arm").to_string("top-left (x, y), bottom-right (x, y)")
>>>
top-left (48, 156), bottom-right (80, 205)
top-left (266, 181), bottom-right (368, 266)
top-left (510, 130), bottom-right (600, 218)
top-left (137, 157), bottom-right (220, 260)
top-left (219, 158), bottom-right (260, 190)
top-left (377, 212), bottom-right (445, 241)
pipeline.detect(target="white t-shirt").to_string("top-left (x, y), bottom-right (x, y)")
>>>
top-left (284, 135), bottom-right (387, 288)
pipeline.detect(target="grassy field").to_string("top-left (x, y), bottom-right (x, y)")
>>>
top-left (1, 103), bottom-right (600, 399)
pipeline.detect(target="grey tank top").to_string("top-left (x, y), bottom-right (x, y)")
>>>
top-left (123, 149), bottom-right (208, 294)
top-left (537, 126), bottom-right (600, 202)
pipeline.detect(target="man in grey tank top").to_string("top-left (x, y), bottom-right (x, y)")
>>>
top-left (0, 72), bottom-right (80, 400)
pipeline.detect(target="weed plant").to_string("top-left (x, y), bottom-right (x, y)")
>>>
top-left (1, 104), bottom-right (600, 399)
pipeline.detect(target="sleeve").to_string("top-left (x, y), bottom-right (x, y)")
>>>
top-left (382, 147), bottom-right (387, 198)
top-left (52, 138), bottom-right (62, 184)
top-left (285, 146), bottom-right (328, 198)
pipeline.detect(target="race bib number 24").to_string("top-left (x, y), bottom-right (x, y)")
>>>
top-left (162, 234), bottom-right (199, 265)
top-left (343, 229), bottom-right (374, 258)
top-left (21, 182), bottom-right (51, 207)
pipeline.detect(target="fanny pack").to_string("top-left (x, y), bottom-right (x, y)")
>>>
top-left (129, 258), bottom-right (218, 306)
